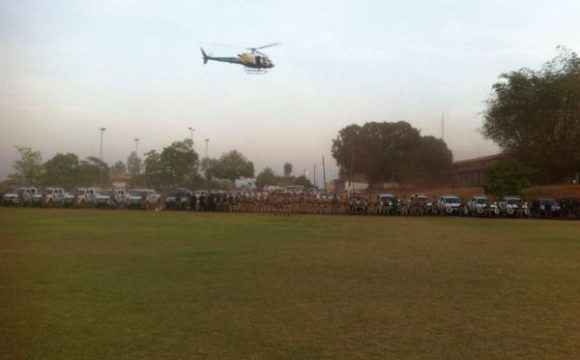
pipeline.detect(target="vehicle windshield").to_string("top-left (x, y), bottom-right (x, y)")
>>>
top-left (506, 198), bottom-right (521, 205)
top-left (540, 199), bottom-right (558, 206)
top-left (445, 197), bottom-right (460, 204)
top-left (101, 190), bottom-right (114, 195)
top-left (46, 189), bottom-right (54, 194)
top-left (130, 191), bottom-right (148, 197)
top-left (475, 198), bottom-right (487, 204)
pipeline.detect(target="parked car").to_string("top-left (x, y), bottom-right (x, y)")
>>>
top-left (530, 198), bottom-right (561, 218)
top-left (375, 193), bottom-right (399, 215)
top-left (2, 188), bottom-right (21, 206)
top-left (437, 195), bottom-right (461, 216)
top-left (408, 194), bottom-right (434, 215)
top-left (2, 187), bottom-right (38, 206)
top-left (347, 193), bottom-right (368, 215)
top-left (498, 196), bottom-right (529, 217)
top-left (36, 187), bottom-right (67, 207)
top-left (165, 189), bottom-right (192, 210)
top-left (63, 187), bottom-right (97, 208)
top-left (465, 195), bottom-right (499, 217)
top-left (127, 189), bottom-right (160, 209)
top-left (95, 188), bottom-right (129, 208)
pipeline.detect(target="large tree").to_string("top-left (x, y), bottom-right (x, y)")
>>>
top-left (111, 160), bottom-right (127, 176)
top-left (142, 150), bottom-right (164, 188)
top-left (159, 139), bottom-right (198, 187)
top-left (483, 47), bottom-right (580, 183)
top-left (283, 162), bottom-right (293, 178)
top-left (142, 139), bottom-right (199, 188)
top-left (483, 159), bottom-right (534, 198)
top-left (77, 157), bottom-right (111, 187)
top-left (211, 150), bottom-right (254, 182)
top-left (127, 151), bottom-right (142, 186)
top-left (331, 121), bottom-right (452, 185)
top-left (255, 167), bottom-right (278, 189)
top-left (43, 153), bottom-right (80, 188)
top-left (8, 146), bottom-right (44, 186)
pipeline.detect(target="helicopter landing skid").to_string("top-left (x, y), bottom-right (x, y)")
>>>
top-left (245, 68), bottom-right (268, 74)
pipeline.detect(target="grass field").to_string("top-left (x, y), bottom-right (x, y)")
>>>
top-left (1, 209), bottom-right (579, 359)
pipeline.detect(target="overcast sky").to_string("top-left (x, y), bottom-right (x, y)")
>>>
top-left (2, 0), bottom-right (580, 185)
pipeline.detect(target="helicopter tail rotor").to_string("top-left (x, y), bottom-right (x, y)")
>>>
top-left (201, 48), bottom-right (209, 64)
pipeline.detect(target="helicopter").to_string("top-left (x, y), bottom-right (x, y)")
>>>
top-left (200, 43), bottom-right (280, 73)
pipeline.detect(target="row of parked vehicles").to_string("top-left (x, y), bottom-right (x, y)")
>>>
top-left (349, 193), bottom-right (580, 219)
top-left (2, 186), bottom-right (579, 220)
top-left (0, 186), bottom-right (161, 209)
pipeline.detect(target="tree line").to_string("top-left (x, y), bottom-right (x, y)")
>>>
top-left (3, 141), bottom-right (311, 191)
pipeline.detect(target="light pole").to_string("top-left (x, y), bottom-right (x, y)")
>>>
top-left (134, 138), bottom-right (139, 155)
top-left (99, 127), bottom-right (106, 161)
top-left (188, 127), bottom-right (195, 145)
top-left (98, 127), bottom-right (106, 186)
top-left (204, 138), bottom-right (210, 191)
top-left (187, 127), bottom-right (195, 189)
top-left (313, 163), bottom-right (317, 190)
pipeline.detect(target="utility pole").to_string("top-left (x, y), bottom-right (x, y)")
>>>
top-left (98, 127), bottom-right (106, 186)
top-left (204, 138), bottom-right (210, 191)
top-left (322, 156), bottom-right (327, 191)
top-left (99, 127), bottom-right (106, 161)
top-left (441, 112), bottom-right (445, 141)
top-left (313, 163), bottom-right (317, 190)
top-left (188, 127), bottom-right (195, 145)
top-left (134, 138), bottom-right (139, 155)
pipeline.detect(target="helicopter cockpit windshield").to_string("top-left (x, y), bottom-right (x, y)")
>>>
top-left (256, 56), bottom-right (273, 68)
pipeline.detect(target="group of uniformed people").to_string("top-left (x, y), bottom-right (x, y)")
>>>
top-left (170, 191), bottom-right (345, 215)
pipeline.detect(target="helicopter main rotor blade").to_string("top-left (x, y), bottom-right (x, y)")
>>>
top-left (213, 42), bottom-right (281, 51)
top-left (214, 43), bottom-right (243, 49)
top-left (254, 42), bottom-right (281, 50)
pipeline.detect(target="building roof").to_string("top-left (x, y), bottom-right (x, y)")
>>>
top-left (450, 153), bottom-right (507, 173)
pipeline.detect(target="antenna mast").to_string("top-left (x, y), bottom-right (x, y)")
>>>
top-left (441, 112), bottom-right (445, 141)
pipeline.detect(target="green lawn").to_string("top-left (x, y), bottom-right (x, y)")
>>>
top-left (1, 209), bottom-right (579, 359)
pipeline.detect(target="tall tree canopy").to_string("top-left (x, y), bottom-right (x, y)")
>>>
top-left (283, 162), bottom-right (293, 178)
top-left (331, 121), bottom-right (452, 185)
top-left (44, 153), bottom-right (79, 188)
top-left (211, 150), bottom-right (254, 181)
top-left (142, 139), bottom-right (199, 188)
top-left (127, 151), bottom-right (142, 186)
top-left (8, 146), bottom-right (44, 186)
top-left (77, 157), bottom-right (111, 187)
top-left (255, 167), bottom-right (278, 189)
top-left (483, 159), bottom-right (534, 198)
top-left (483, 47), bottom-right (580, 182)
top-left (159, 139), bottom-right (198, 187)
top-left (142, 150), bottom-right (164, 188)
top-left (127, 152), bottom-right (142, 177)
top-left (111, 160), bottom-right (127, 176)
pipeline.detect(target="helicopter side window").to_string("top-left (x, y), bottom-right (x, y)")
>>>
top-left (255, 55), bottom-right (261, 66)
